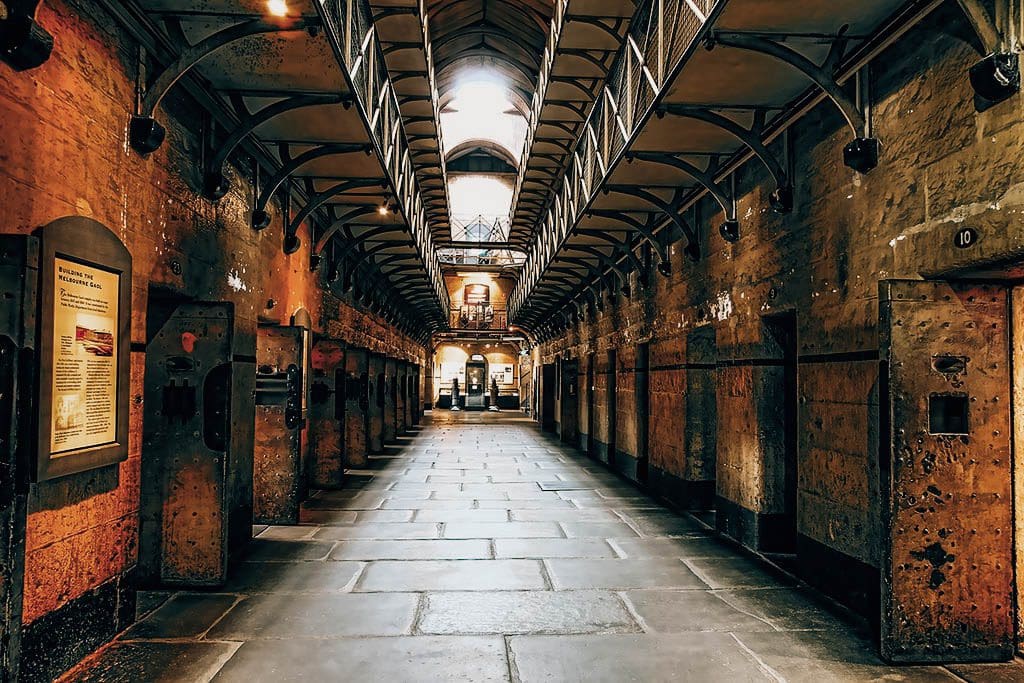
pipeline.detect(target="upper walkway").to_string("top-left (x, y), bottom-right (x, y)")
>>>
top-left (68, 412), bottom-right (1019, 682)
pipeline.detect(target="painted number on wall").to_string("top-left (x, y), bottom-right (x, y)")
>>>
top-left (954, 227), bottom-right (978, 249)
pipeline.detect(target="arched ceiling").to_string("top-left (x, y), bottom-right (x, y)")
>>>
top-left (427, 0), bottom-right (553, 111)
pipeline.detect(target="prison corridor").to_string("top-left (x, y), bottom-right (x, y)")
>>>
top-left (59, 412), bottom-right (1018, 682)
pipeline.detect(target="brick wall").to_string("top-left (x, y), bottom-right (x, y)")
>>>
top-left (0, 0), bottom-right (425, 678)
top-left (535, 4), bottom-right (1021, 616)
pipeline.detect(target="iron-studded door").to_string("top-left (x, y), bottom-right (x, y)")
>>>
top-left (560, 360), bottom-right (578, 444)
top-left (880, 280), bottom-right (1013, 662)
top-left (395, 363), bottom-right (408, 435)
top-left (254, 325), bottom-right (306, 525)
top-left (309, 338), bottom-right (345, 489)
top-left (635, 344), bottom-right (650, 484)
top-left (0, 236), bottom-right (35, 680)
top-left (344, 348), bottom-right (369, 468)
top-left (140, 302), bottom-right (236, 586)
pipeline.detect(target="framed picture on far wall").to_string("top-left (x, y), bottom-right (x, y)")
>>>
top-left (35, 217), bottom-right (132, 481)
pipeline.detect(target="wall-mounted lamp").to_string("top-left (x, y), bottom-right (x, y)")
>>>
top-left (0, 2), bottom-right (53, 71)
top-left (970, 52), bottom-right (1020, 108)
top-left (842, 137), bottom-right (880, 174)
top-left (719, 219), bottom-right (740, 243)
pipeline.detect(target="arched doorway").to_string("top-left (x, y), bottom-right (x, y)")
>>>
top-left (464, 354), bottom-right (488, 410)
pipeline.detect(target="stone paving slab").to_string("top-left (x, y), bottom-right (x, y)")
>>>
top-left (313, 522), bottom-right (441, 540)
top-left (329, 539), bottom-right (492, 561)
top-left (443, 521), bottom-right (564, 539)
top-left (223, 561), bottom-right (363, 594)
top-left (611, 536), bottom-right (740, 559)
top-left (240, 539), bottom-right (335, 562)
top-left (418, 590), bottom-right (640, 635)
top-left (356, 559), bottom-right (547, 591)
top-left (545, 558), bottom-right (709, 590)
top-left (509, 633), bottom-right (771, 682)
top-left (731, 630), bottom-right (959, 682)
top-left (71, 642), bottom-right (241, 683)
top-left (560, 521), bottom-right (640, 538)
top-left (414, 509), bottom-right (511, 523)
top-left (122, 594), bottom-right (239, 640)
top-left (207, 592), bottom-right (419, 639)
top-left (212, 637), bottom-right (510, 682)
top-left (494, 538), bottom-right (619, 559)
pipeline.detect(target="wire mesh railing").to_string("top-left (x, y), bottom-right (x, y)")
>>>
top-left (508, 0), bottom-right (720, 321)
top-left (317, 0), bottom-right (450, 322)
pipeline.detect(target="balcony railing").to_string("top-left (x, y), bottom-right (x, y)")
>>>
top-left (451, 306), bottom-right (509, 331)
top-left (508, 0), bottom-right (720, 321)
top-left (317, 0), bottom-right (450, 322)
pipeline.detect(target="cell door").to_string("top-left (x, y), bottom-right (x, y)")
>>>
top-left (541, 364), bottom-right (556, 429)
top-left (141, 302), bottom-right (238, 586)
top-left (636, 344), bottom-right (650, 484)
top-left (0, 236), bottom-right (35, 680)
top-left (309, 338), bottom-right (345, 489)
top-left (586, 354), bottom-right (595, 457)
top-left (254, 325), bottom-right (305, 525)
top-left (879, 280), bottom-right (1013, 662)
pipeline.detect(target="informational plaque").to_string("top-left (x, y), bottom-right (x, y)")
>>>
top-left (50, 257), bottom-right (119, 454)
top-left (36, 217), bottom-right (131, 481)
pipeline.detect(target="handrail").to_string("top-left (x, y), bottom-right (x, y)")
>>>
top-left (508, 0), bottom-right (720, 321)
top-left (317, 0), bottom-right (450, 323)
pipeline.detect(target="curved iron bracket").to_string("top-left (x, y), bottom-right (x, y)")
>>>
top-left (586, 209), bottom-right (673, 275)
top-left (312, 206), bottom-right (386, 255)
top-left (254, 143), bottom-right (371, 229)
top-left (576, 229), bottom-right (645, 275)
top-left (603, 186), bottom-right (701, 262)
top-left (129, 18), bottom-right (319, 154)
top-left (657, 105), bottom-right (793, 211)
top-left (706, 28), bottom-right (879, 173)
top-left (204, 94), bottom-right (346, 200)
top-left (286, 179), bottom-right (387, 246)
top-left (0, 1), bottom-right (53, 71)
top-left (343, 241), bottom-right (414, 292)
top-left (566, 245), bottom-right (633, 297)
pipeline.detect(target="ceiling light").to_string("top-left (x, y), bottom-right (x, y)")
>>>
top-left (378, 205), bottom-right (389, 216)
top-left (267, 0), bottom-right (288, 17)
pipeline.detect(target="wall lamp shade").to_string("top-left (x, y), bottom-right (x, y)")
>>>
top-left (283, 233), bottom-right (301, 254)
top-left (969, 52), bottom-right (1020, 107)
top-left (769, 185), bottom-right (794, 214)
top-left (251, 209), bottom-right (272, 230)
top-left (129, 115), bottom-right (166, 155)
top-left (0, 13), bottom-right (53, 71)
top-left (842, 137), bottom-right (880, 174)
top-left (204, 169), bottom-right (231, 200)
top-left (719, 219), bottom-right (740, 243)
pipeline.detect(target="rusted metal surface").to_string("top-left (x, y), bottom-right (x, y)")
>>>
top-left (140, 303), bottom-right (238, 587)
top-left (344, 348), bottom-right (370, 468)
top-left (395, 362), bottom-right (408, 436)
top-left (368, 354), bottom-right (385, 453)
top-left (383, 357), bottom-right (397, 443)
top-left (254, 325), bottom-right (305, 525)
top-left (880, 280), bottom-right (1013, 662)
top-left (0, 236), bottom-right (36, 680)
top-left (309, 338), bottom-right (345, 489)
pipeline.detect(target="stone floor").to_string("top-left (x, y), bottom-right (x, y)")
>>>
top-left (66, 411), bottom-right (1024, 682)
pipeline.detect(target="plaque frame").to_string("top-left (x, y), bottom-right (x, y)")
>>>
top-left (35, 217), bottom-right (132, 481)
